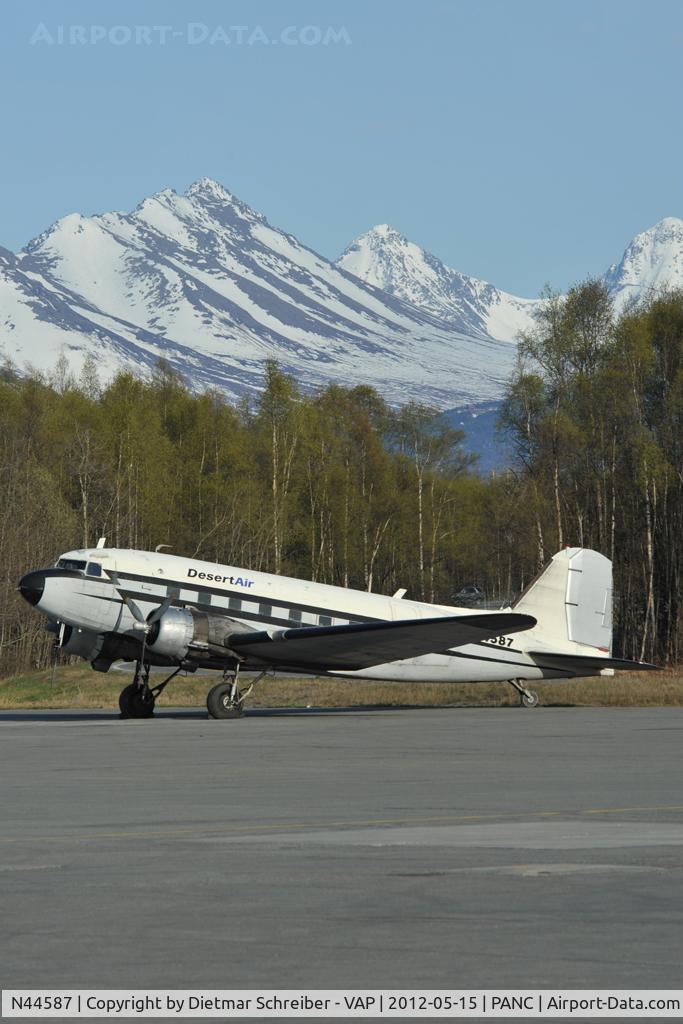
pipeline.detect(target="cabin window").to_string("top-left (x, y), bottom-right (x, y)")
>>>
top-left (57, 558), bottom-right (86, 572)
top-left (259, 602), bottom-right (272, 618)
top-left (86, 562), bottom-right (102, 577)
top-left (228, 596), bottom-right (242, 612)
top-left (318, 614), bottom-right (332, 626)
top-left (289, 609), bottom-right (302, 624)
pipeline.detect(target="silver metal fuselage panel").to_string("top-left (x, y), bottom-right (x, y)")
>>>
top-left (34, 547), bottom-right (591, 683)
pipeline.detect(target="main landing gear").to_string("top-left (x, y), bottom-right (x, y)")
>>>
top-left (119, 663), bottom-right (181, 719)
top-left (118, 661), bottom-right (269, 720)
top-left (507, 678), bottom-right (540, 708)
top-left (206, 667), bottom-right (268, 720)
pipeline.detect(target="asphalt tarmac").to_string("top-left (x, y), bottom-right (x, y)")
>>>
top-left (2, 705), bottom-right (683, 1005)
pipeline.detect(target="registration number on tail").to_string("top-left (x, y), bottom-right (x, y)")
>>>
top-left (483, 635), bottom-right (514, 647)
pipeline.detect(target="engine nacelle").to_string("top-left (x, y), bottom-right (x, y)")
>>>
top-left (146, 608), bottom-right (195, 660)
top-left (146, 608), bottom-right (245, 663)
top-left (60, 625), bottom-right (144, 669)
top-left (61, 625), bottom-right (106, 662)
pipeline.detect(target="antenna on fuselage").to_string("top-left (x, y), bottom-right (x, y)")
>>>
top-left (155, 544), bottom-right (172, 553)
top-left (96, 537), bottom-right (106, 548)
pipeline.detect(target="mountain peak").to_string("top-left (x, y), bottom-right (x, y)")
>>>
top-left (337, 224), bottom-right (538, 342)
top-left (643, 216), bottom-right (683, 236)
top-left (367, 223), bottom-right (404, 239)
top-left (23, 211), bottom-right (92, 254)
top-left (183, 178), bottom-right (265, 226)
top-left (348, 224), bottom-right (411, 250)
top-left (4, 178), bottom-right (516, 412)
top-left (338, 224), bottom-right (417, 277)
top-left (185, 178), bottom-right (235, 203)
top-left (605, 216), bottom-right (683, 304)
top-left (151, 186), bottom-right (177, 201)
top-left (132, 187), bottom-right (178, 215)
top-left (626, 216), bottom-right (683, 250)
top-left (8, 180), bottom-right (683, 418)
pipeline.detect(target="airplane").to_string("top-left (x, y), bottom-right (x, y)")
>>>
top-left (18, 542), bottom-right (654, 719)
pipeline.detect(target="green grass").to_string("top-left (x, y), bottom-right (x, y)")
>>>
top-left (0, 664), bottom-right (680, 710)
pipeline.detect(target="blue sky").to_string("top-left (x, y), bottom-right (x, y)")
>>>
top-left (1, 0), bottom-right (682, 295)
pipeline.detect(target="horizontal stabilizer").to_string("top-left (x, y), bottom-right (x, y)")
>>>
top-left (529, 651), bottom-right (657, 674)
top-left (229, 612), bottom-right (536, 670)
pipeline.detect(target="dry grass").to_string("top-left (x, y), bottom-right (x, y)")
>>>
top-left (0, 664), bottom-right (680, 710)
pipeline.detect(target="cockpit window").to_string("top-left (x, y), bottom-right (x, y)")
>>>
top-left (57, 558), bottom-right (86, 572)
top-left (86, 562), bottom-right (102, 577)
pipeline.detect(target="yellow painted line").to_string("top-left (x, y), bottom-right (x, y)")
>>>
top-left (1, 803), bottom-right (683, 845)
top-left (582, 804), bottom-right (683, 815)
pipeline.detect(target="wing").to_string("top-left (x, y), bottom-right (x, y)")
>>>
top-left (528, 651), bottom-right (658, 674)
top-left (229, 612), bottom-right (536, 670)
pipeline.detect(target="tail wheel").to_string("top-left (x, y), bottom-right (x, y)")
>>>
top-left (207, 682), bottom-right (244, 719)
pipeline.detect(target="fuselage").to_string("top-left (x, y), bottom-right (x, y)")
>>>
top-left (19, 546), bottom-right (599, 684)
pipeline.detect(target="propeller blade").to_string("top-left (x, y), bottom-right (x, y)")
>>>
top-left (104, 570), bottom-right (178, 629)
top-left (147, 588), bottom-right (180, 625)
top-left (124, 595), bottom-right (147, 624)
top-left (50, 621), bottom-right (66, 689)
top-left (103, 570), bottom-right (147, 625)
top-left (49, 645), bottom-right (58, 689)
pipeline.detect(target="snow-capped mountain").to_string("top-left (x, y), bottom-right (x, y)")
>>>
top-left (2, 183), bottom-right (683, 417)
top-left (603, 217), bottom-right (683, 311)
top-left (335, 214), bottom-right (683, 466)
top-left (338, 217), bottom-right (683, 342)
top-left (337, 224), bottom-right (538, 342)
top-left (0, 180), bottom-right (515, 409)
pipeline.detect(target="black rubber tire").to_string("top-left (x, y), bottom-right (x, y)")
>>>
top-left (521, 690), bottom-right (540, 708)
top-left (119, 682), bottom-right (155, 719)
top-left (206, 682), bottom-right (244, 719)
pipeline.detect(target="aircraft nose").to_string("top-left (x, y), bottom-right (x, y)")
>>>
top-left (19, 570), bottom-right (46, 607)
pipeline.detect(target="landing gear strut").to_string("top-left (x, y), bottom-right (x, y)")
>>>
top-left (119, 663), bottom-right (181, 719)
top-left (206, 667), bottom-right (268, 720)
top-left (507, 678), bottom-right (540, 708)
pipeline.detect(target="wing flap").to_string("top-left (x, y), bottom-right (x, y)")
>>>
top-left (528, 651), bottom-right (658, 673)
top-left (229, 612), bottom-right (536, 670)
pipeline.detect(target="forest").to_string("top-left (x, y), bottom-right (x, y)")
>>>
top-left (1, 279), bottom-right (681, 676)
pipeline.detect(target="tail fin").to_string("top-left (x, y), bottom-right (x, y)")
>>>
top-left (513, 548), bottom-right (612, 652)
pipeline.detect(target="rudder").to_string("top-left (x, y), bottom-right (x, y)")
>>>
top-left (513, 548), bottom-right (612, 652)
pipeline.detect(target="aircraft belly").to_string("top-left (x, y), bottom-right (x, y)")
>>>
top-left (337, 644), bottom-right (546, 683)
